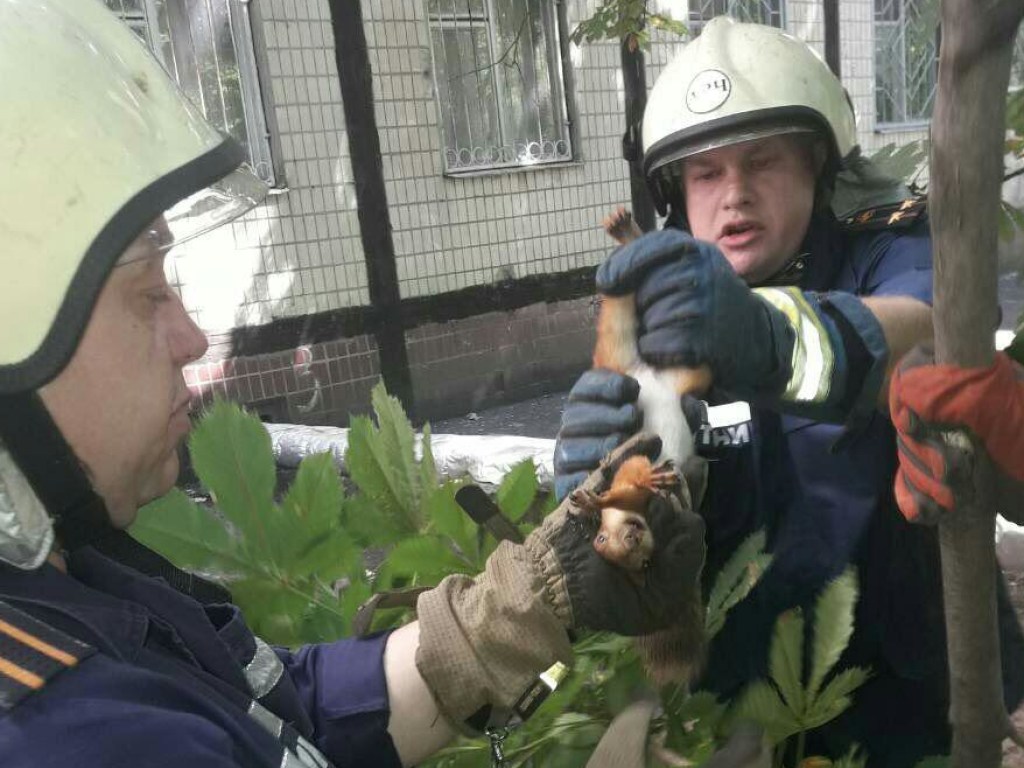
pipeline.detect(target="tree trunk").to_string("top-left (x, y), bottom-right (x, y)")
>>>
top-left (929, 1), bottom-right (1024, 764)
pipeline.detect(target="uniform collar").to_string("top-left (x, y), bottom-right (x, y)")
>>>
top-left (798, 213), bottom-right (846, 291)
top-left (666, 213), bottom-right (847, 292)
top-left (756, 212), bottom-right (845, 291)
top-left (0, 549), bottom-right (148, 661)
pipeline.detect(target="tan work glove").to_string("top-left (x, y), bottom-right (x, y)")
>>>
top-left (415, 434), bottom-right (707, 731)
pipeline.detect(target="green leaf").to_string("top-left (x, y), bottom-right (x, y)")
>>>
top-left (673, 690), bottom-right (723, 722)
top-left (1008, 89), bottom-right (1024, 139)
top-left (287, 532), bottom-right (360, 584)
top-left (188, 400), bottom-right (277, 559)
top-left (731, 679), bottom-right (802, 746)
top-left (425, 482), bottom-right (478, 564)
top-left (275, 452), bottom-right (361, 581)
top-left (497, 459), bottom-right (539, 522)
top-left (868, 141), bottom-right (929, 185)
top-left (341, 491), bottom-right (402, 547)
top-left (346, 415), bottom-right (417, 540)
top-left (386, 536), bottom-right (471, 581)
top-left (706, 530), bottom-right (771, 639)
top-left (547, 712), bottom-right (605, 749)
top-left (419, 421), bottom-right (439, 492)
top-left (282, 453), bottom-right (343, 533)
top-left (297, 594), bottom-right (350, 643)
top-left (1000, 201), bottom-right (1017, 242)
top-left (230, 576), bottom-right (323, 646)
top-left (131, 488), bottom-right (246, 578)
top-left (808, 569), bottom-right (859, 699)
top-left (769, 610), bottom-right (806, 715)
top-left (648, 13), bottom-right (688, 37)
top-left (913, 756), bottom-right (950, 768)
top-left (371, 382), bottom-right (422, 520)
top-left (805, 667), bottom-right (871, 730)
top-left (832, 744), bottom-right (867, 768)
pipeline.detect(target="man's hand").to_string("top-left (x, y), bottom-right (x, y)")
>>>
top-left (597, 229), bottom-right (894, 423)
top-left (890, 345), bottom-right (1024, 524)
top-left (554, 369), bottom-right (641, 500)
top-left (415, 434), bottom-right (707, 728)
top-left (540, 434), bottom-right (707, 635)
top-left (596, 230), bottom-right (794, 400)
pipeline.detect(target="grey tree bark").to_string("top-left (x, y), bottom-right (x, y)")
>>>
top-left (929, 0), bottom-right (1024, 764)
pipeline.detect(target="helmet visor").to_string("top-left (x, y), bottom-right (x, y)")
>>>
top-left (129, 162), bottom-right (269, 258)
top-left (121, 162), bottom-right (268, 266)
top-left (648, 120), bottom-right (819, 178)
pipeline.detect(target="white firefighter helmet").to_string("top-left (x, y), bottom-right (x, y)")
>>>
top-left (642, 17), bottom-right (858, 216)
top-left (0, 0), bottom-right (267, 568)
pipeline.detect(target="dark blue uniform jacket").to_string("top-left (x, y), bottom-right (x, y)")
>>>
top-left (695, 214), bottom-right (1024, 767)
top-left (0, 546), bottom-right (403, 767)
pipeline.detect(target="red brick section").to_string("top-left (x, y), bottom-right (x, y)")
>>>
top-left (184, 297), bottom-right (597, 426)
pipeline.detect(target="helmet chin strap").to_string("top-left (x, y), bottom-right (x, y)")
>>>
top-left (754, 253), bottom-right (809, 288)
top-left (0, 392), bottom-right (110, 553)
top-left (0, 392), bottom-right (229, 603)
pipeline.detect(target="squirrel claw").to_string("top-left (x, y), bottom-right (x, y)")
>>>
top-left (570, 488), bottom-right (603, 518)
top-left (648, 469), bottom-right (680, 490)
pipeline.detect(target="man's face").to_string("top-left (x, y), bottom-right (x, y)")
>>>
top-left (682, 135), bottom-right (819, 283)
top-left (40, 228), bottom-right (208, 528)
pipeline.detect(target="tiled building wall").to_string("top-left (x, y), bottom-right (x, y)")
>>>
top-left (360, 0), bottom-right (631, 298)
top-left (185, 335), bottom-right (382, 427)
top-left (839, 0), bottom-right (929, 156)
top-left (178, 0), bottom-right (625, 422)
top-left (170, 0), bottom-right (370, 336)
top-left (408, 298), bottom-right (599, 417)
top-left (786, 0), bottom-right (824, 56)
top-left (176, 0), bottom-right (933, 426)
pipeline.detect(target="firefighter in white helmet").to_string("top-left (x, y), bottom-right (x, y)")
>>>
top-left (556, 17), bottom-right (1024, 765)
top-left (0, 2), bottom-right (709, 766)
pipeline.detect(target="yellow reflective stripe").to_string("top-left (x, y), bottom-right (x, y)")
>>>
top-left (754, 287), bottom-right (834, 403)
top-left (0, 617), bottom-right (78, 667)
top-left (0, 655), bottom-right (44, 689)
top-left (540, 661), bottom-right (569, 691)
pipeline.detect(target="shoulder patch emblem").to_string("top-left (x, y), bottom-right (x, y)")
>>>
top-left (841, 196), bottom-right (927, 231)
top-left (0, 600), bottom-right (94, 711)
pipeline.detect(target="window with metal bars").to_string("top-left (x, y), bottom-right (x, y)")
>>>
top-left (427, 0), bottom-right (573, 174)
top-left (104, 0), bottom-right (278, 185)
top-left (874, 0), bottom-right (939, 127)
top-left (688, 0), bottom-right (785, 29)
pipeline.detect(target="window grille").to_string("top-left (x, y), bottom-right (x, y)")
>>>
top-left (874, 0), bottom-right (939, 126)
top-left (104, 0), bottom-right (278, 185)
top-left (427, 0), bottom-right (573, 174)
top-left (688, 0), bottom-right (785, 28)
top-left (1012, 25), bottom-right (1024, 90)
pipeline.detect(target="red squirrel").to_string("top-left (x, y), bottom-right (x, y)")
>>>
top-left (570, 454), bottom-right (678, 572)
top-left (568, 208), bottom-right (712, 684)
top-left (576, 207), bottom-right (711, 574)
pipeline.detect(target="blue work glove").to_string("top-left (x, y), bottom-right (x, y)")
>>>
top-left (553, 369), bottom-right (640, 501)
top-left (596, 229), bottom-right (795, 402)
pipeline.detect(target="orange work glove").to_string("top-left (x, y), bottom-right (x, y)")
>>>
top-left (889, 345), bottom-right (1024, 524)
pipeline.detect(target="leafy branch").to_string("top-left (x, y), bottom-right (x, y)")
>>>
top-left (570, 0), bottom-right (687, 51)
top-left (132, 387), bottom-right (874, 766)
top-left (731, 570), bottom-right (871, 767)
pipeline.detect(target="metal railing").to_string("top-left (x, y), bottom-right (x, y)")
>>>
top-left (104, 0), bottom-right (277, 185)
top-left (690, 0), bottom-right (785, 28)
top-left (427, 0), bottom-right (573, 174)
top-left (874, 0), bottom-right (939, 127)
